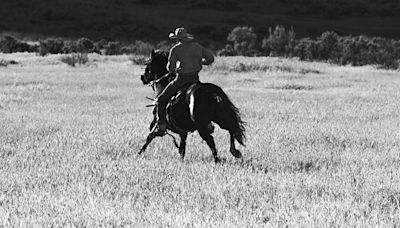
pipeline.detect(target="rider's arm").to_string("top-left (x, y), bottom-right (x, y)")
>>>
top-left (167, 48), bottom-right (178, 73)
top-left (202, 47), bottom-right (214, 65)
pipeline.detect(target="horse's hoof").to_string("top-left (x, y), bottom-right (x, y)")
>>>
top-left (230, 149), bottom-right (242, 158)
top-left (179, 152), bottom-right (185, 160)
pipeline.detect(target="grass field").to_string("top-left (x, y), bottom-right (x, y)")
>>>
top-left (0, 53), bottom-right (400, 227)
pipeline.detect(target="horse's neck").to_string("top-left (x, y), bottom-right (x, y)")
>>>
top-left (155, 84), bottom-right (166, 96)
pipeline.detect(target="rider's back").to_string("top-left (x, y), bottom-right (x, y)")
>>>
top-left (167, 41), bottom-right (214, 74)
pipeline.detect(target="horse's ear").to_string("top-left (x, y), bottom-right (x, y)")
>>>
top-left (150, 49), bottom-right (156, 58)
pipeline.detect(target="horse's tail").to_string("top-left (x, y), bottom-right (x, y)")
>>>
top-left (207, 84), bottom-right (246, 145)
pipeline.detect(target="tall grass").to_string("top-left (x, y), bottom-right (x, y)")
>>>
top-left (0, 53), bottom-right (399, 227)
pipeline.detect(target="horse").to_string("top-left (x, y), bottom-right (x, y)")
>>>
top-left (139, 49), bottom-right (245, 163)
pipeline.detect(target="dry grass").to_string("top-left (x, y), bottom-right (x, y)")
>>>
top-left (0, 53), bottom-right (399, 227)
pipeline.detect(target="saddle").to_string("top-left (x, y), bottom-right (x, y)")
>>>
top-left (165, 82), bottom-right (215, 134)
top-left (168, 82), bottom-right (199, 105)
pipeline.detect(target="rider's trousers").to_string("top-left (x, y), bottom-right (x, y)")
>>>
top-left (156, 73), bottom-right (199, 125)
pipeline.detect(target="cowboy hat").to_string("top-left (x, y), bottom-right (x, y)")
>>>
top-left (168, 27), bottom-right (194, 41)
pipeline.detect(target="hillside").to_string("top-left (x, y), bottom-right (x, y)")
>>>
top-left (1, 0), bottom-right (400, 47)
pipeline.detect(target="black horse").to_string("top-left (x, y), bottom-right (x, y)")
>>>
top-left (139, 50), bottom-right (245, 162)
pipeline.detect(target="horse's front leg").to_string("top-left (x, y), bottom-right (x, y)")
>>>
top-left (179, 133), bottom-right (188, 160)
top-left (139, 132), bottom-right (156, 155)
top-left (139, 108), bottom-right (158, 155)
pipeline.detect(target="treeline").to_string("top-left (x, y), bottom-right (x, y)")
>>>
top-left (0, 36), bottom-right (171, 57)
top-left (219, 26), bottom-right (400, 69)
top-left (1, 26), bottom-right (400, 70)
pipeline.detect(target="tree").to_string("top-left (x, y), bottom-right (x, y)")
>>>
top-left (227, 26), bottom-right (257, 56)
top-left (262, 25), bottom-right (296, 57)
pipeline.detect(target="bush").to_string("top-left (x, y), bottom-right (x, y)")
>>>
top-left (0, 59), bottom-right (18, 67)
top-left (318, 31), bottom-right (341, 61)
top-left (132, 40), bottom-right (155, 55)
top-left (0, 59), bottom-right (9, 67)
top-left (222, 24), bottom-right (400, 69)
top-left (94, 39), bottom-right (107, 52)
top-left (294, 38), bottom-right (316, 61)
top-left (60, 53), bottom-right (89, 67)
top-left (227, 26), bottom-right (257, 56)
top-left (39, 38), bottom-right (64, 56)
top-left (156, 40), bottom-right (174, 53)
top-left (62, 40), bottom-right (78, 53)
top-left (0, 36), bottom-right (18, 53)
top-left (217, 44), bottom-right (237, 56)
top-left (102, 41), bottom-right (121, 55)
top-left (129, 55), bottom-right (148, 65)
top-left (75, 37), bottom-right (95, 53)
top-left (0, 36), bottom-right (36, 53)
top-left (121, 40), bottom-right (155, 55)
top-left (339, 35), bottom-right (373, 66)
top-left (262, 25), bottom-right (296, 57)
top-left (62, 38), bottom-right (96, 54)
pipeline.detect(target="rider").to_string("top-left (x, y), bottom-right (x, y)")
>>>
top-left (151, 27), bottom-right (215, 136)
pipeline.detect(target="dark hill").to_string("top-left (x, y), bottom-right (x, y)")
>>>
top-left (1, 0), bottom-right (400, 47)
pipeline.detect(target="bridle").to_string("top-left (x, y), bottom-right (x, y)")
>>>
top-left (143, 58), bottom-right (172, 92)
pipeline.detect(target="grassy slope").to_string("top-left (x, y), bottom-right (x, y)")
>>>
top-left (1, 0), bottom-right (400, 46)
top-left (0, 53), bottom-right (399, 226)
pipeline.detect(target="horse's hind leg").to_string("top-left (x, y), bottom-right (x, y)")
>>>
top-left (197, 126), bottom-right (220, 163)
top-left (179, 133), bottom-right (187, 160)
top-left (229, 133), bottom-right (242, 158)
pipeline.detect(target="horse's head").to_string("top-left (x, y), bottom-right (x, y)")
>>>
top-left (141, 49), bottom-right (169, 85)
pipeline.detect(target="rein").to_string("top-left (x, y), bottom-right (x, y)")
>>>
top-left (145, 73), bottom-right (175, 107)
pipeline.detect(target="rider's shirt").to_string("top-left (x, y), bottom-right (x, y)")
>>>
top-left (167, 41), bottom-right (214, 75)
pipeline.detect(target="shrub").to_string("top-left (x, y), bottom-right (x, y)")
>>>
top-left (370, 38), bottom-right (400, 69)
top-left (129, 55), bottom-right (148, 65)
top-left (156, 40), bottom-right (174, 53)
top-left (262, 25), bottom-right (296, 57)
top-left (293, 38), bottom-right (321, 60)
top-left (0, 59), bottom-right (18, 67)
top-left (339, 35), bottom-right (371, 66)
top-left (0, 59), bottom-right (9, 67)
top-left (227, 26), bottom-right (257, 56)
top-left (62, 38), bottom-right (95, 54)
top-left (293, 34), bottom-right (400, 69)
top-left (318, 31), bottom-right (341, 61)
top-left (217, 44), bottom-right (237, 56)
top-left (0, 36), bottom-right (18, 53)
top-left (62, 40), bottom-right (78, 53)
top-left (121, 40), bottom-right (155, 55)
top-left (293, 38), bottom-right (311, 60)
top-left (38, 38), bottom-right (64, 56)
top-left (75, 37), bottom-right (95, 53)
top-left (0, 36), bottom-right (35, 53)
top-left (60, 53), bottom-right (89, 67)
top-left (94, 39), bottom-right (107, 52)
top-left (102, 41), bottom-right (121, 55)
